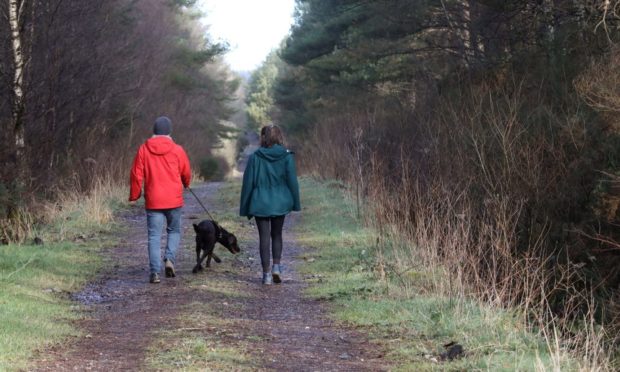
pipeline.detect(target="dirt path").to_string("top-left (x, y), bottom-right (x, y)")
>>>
top-left (33, 183), bottom-right (223, 371)
top-left (182, 207), bottom-right (388, 371)
top-left (34, 180), bottom-right (387, 371)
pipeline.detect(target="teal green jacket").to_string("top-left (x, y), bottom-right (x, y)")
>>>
top-left (239, 145), bottom-right (301, 218)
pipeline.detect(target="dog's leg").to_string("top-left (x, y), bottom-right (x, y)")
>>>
top-left (193, 245), bottom-right (209, 273)
top-left (211, 253), bottom-right (222, 263)
top-left (195, 244), bottom-right (201, 266)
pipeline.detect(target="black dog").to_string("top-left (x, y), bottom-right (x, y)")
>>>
top-left (192, 220), bottom-right (240, 273)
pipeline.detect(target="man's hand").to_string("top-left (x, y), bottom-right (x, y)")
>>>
top-left (129, 200), bottom-right (137, 206)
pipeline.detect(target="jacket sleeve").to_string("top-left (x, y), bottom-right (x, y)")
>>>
top-left (286, 154), bottom-right (301, 212)
top-left (129, 146), bottom-right (144, 201)
top-left (178, 146), bottom-right (191, 188)
top-left (239, 155), bottom-right (255, 217)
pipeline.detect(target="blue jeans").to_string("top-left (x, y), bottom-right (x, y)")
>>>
top-left (146, 207), bottom-right (182, 274)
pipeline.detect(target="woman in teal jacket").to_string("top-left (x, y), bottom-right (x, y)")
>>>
top-left (240, 125), bottom-right (301, 285)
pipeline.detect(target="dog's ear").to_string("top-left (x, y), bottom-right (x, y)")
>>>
top-left (227, 235), bottom-right (236, 245)
top-left (193, 224), bottom-right (199, 233)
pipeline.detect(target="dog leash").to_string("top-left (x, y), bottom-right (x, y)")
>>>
top-left (187, 187), bottom-right (218, 223)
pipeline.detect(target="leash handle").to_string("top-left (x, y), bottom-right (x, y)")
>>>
top-left (187, 187), bottom-right (217, 222)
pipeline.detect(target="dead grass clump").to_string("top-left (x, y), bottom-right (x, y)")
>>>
top-left (0, 177), bottom-right (125, 244)
top-left (0, 208), bottom-right (34, 244)
top-left (40, 177), bottom-right (125, 241)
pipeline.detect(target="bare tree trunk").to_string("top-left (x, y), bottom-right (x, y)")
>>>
top-left (128, 97), bottom-right (145, 149)
top-left (459, 0), bottom-right (473, 65)
top-left (542, 0), bottom-right (555, 44)
top-left (467, 1), bottom-right (486, 62)
top-left (8, 0), bottom-right (28, 184)
top-left (573, 0), bottom-right (586, 43)
top-left (442, 0), bottom-right (475, 67)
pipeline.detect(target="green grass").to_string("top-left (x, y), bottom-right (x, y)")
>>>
top-left (0, 183), bottom-right (125, 371)
top-left (293, 177), bottom-right (574, 371)
top-left (0, 241), bottom-right (104, 370)
top-left (148, 335), bottom-right (252, 371)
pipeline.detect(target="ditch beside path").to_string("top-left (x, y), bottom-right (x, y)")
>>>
top-left (34, 181), bottom-right (388, 371)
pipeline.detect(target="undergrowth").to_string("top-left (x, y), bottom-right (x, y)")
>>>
top-left (294, 177), bottom-right (581, 371)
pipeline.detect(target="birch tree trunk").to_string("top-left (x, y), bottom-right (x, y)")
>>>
top-left (458, 0), bottom-right (473, 65)
top-left (8, 0), bottom-right (28, 185)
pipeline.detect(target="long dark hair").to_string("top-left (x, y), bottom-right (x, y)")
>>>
top-left (260, 125), bottom-right (285, 148)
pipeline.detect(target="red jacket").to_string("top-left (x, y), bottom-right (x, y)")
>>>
top-left (129, 136), bottom-right (191, 209)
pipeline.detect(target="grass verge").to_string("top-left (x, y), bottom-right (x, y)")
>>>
top-left (0, 180), bottom-right (125, 371)
top-left (294, 177), bottom-right (576, 371)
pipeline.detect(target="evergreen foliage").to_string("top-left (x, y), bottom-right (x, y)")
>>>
top-left (245, 52), bottom-right (282, 129)
top-left (269, 0), bottom-right (620, 351)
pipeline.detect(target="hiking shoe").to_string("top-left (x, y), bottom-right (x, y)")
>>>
top-left (262, 272), bottom-right (273, 285)
top-left (165, 259), bottom-right (176, 278)
top-left (272, 264), bottom-right (282, 284)
top-left (149, 273), bottom-right (160, 284)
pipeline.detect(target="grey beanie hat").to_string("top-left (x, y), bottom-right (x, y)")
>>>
top-left (153, 116), bottom-right (172, 135)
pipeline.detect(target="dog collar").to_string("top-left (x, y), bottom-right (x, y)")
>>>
top-left (214, 223), bottom-right (224, 241)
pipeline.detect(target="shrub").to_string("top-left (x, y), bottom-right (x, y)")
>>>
top-left (199, 156), bottom-right (229, 181)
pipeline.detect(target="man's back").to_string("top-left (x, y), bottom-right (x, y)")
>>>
top-left (129, 136), bottom-right (191, 209)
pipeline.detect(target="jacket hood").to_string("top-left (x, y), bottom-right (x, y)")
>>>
top-left (145, 136), bottom-right (175, 155)
top-left (254, 144), bottom-right (291, 162)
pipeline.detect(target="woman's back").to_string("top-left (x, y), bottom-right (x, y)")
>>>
top-left (238, 124), bottom-right (301, 285)
top-left (240, 144), bottom-right (300, 218)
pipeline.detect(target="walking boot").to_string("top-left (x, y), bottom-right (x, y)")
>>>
top-left (149, 273), bottom-right (160, 284)
top-left (272, 264), bottom-right (282, 284)
top-left (165, 259), bottom-right (176, 278)
top-left (262, 272), bottom-right (273, 285)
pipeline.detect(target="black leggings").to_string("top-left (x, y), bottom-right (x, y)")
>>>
top-left (255, 215), bottom-right (285, 272)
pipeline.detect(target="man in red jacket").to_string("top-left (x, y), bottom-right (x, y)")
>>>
top-left (129, 116), bottom-right (191, 283)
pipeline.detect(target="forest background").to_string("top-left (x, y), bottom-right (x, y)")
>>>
top-left (246, 0), bottom-right (620, 365)
top-left (1, 0), bottom-right (620, 367)
top-left (0, 0), bottom-right (237, 238)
